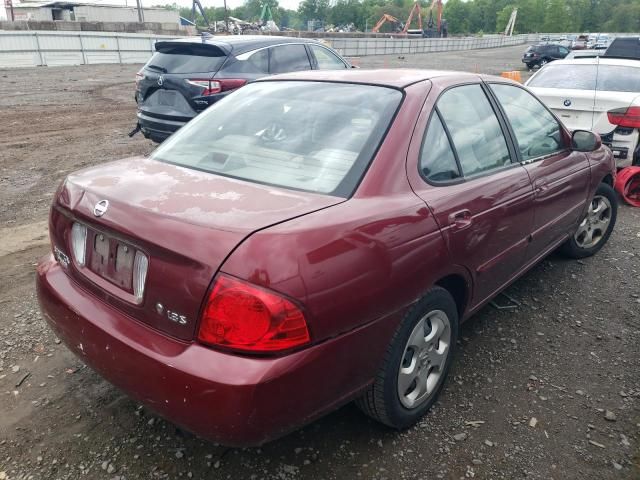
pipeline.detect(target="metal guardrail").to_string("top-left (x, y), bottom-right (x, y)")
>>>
top-left (0, 30), bottom-right (539, 69)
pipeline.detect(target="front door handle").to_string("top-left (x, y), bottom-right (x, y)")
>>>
top-left (448, 209), bottom-right (472, 230)
top-left (535, 182), bottom-right (549, 195)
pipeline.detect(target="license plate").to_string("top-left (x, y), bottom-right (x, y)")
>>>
top-left (157, 89), bottom-right (176, 107)
top-left (88, 230), bottom-right (134, 291)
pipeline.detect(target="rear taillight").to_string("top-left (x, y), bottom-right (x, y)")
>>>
top-left (185, 78), bottom-right (247, 96)
top-left (70, 223), bottom-right (87, 267)
top-left (132, 251), bottom-right (149, 302)
top-left (135, 72), bottom-right (144, 89)
top-left (607, 106), bottom-right (640, 128)
top-left (197, 275), bottom-right (310, 353)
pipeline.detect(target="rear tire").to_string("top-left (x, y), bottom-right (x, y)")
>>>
top-left (560, 183), bottom-right (617, 259)
top-left (356, 287), bottom-right (458, 429)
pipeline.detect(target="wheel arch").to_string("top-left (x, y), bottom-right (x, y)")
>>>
top-left (435, 273), bottom-right (470, 319)
top-left (602, 173), bottom-right (614, 187)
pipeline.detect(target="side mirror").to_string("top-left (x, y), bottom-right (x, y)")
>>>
top-left (571, 130), bottom-right (601, 152)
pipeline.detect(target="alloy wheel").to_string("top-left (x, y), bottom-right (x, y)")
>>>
top-left (397, 310), bottom-right (451, 409)
top-left (574, 195), bottom-right (612, 249)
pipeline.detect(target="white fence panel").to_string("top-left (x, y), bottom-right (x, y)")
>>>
top-left (0, 31), bottom-right (542, 69)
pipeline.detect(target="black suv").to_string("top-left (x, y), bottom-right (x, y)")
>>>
top-left (135, 35), bottom-right (352, 143)
top-left (604, 36), bottom-right (640, 59)
top-left (521, 43), bottom-right (569, 69)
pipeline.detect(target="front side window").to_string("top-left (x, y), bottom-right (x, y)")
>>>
top-left (151, 81), bottom-right (402, 197)
top-left (269, 45), bottom-right (312, 74)
top-left (419, 113), bottom-right (460, 183)
top-left (436, 85), bottom-right (511, 177)
top-left (491, 84), bottom-right (564, 161)
top-left (309, 45), bottom-right (347, 70)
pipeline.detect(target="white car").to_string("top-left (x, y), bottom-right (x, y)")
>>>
top-left (526, 57), bottom-right (640, 167)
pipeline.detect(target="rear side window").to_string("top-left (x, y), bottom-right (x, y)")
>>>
top-left (148, 44), bottom-right (226, 74)
top-left (420, 113), bottom-right (460, 183)
top-left (491, 84), bottom-right (564, 161)
top-left (437, 85), bottom-right (511, 177)
top-left (309, 45), bottom-right (347, 70)
top-left (224, 48), bottom-right (269, 75)
top-left (270, 45), bottom-right (312, 74)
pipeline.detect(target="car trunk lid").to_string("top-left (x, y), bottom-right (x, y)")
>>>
top-left (51, 157), bottom-right (344, 341)
top-left (533, 87), bottom-right (596, 131)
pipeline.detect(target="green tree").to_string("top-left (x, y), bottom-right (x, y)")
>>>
top-left (443, 0), bottom-right (471, 34)
top-left (542, 0), bottom-right (573, 32)
top-left (298, 0), bottom-right (331, 23)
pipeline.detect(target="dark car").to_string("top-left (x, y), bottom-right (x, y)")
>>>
top-left (604, 36), bottom-right (640, 59)
top-left (135, 35), bottom-right (352, 143)
top-left (522, 43), bottom-right (570, 69)
top-left (38, 69), bottom-right (617, 447)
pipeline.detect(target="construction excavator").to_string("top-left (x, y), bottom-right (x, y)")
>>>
top-left (424, 0), bottom-right (445, 38)
top-left (372, 1), bottom-right (446, 37)
top-left (371, 14), bottom-right (403, 33)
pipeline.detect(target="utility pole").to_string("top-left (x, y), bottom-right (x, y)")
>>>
top-left (223, 0), bottom-right (229, 33)
top-left (136, 0), bottom-right (144, 23)
top-left (5, 0), bottom-right (15, 21)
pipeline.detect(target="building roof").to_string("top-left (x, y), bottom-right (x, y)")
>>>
top-left (13, 0), bottom-right (172, 10)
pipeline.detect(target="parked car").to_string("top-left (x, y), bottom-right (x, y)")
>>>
top-left (522, 43), bottom-right (570, 69)
top-left (571, 34), bottom-right (589, 50)
top-left (38, 69), bottom-right (617, 447)
top-left (527, 58), bottom-right (640, 167)
top-left (134, 35), bottom-right (352, 143)
top-left (604, 36), bottom-right (640, 59)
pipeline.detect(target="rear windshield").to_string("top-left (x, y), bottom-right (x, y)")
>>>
top-left (146, 44), bottom-right (226, 74)
top-left (150, 81), bottom-right (402, 197)
top-left (528, 63), bottom-right (640, 92)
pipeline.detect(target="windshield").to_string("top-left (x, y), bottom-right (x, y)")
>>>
top-left (151, 81), bottom-right (403, 197)
top-left (528, 63), bottom-right (640, 92)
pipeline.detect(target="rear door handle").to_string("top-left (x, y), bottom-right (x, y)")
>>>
top-left (448, 209), bottom-right (473, 230)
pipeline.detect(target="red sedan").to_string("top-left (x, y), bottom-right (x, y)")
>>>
top-left (37, 69), bottom-right (618, 446)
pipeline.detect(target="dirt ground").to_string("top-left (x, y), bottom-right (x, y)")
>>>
top-left (0, 44), bottom-right (639, 480)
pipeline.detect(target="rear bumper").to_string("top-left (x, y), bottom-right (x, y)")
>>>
top-left (36, 255), bottom-right (396, 446)
top-left (602, 129), bottom-right (639, 168)
top-left (136, 112), bottom-right (191, 143)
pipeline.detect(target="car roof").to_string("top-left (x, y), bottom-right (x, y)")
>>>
top-left (538, 57), bottom-right (640, 67)
top-left (163, 35), bottom-right (325, 54)
top-left (259, 68), bottom-right (497, 89)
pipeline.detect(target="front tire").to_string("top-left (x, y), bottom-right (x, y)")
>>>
top-left (560, 182), bottom-right (617, 259)
top-left (356, 287), bottom-right (458, 429)
top-left (538, 58), bottom-right (549, 68)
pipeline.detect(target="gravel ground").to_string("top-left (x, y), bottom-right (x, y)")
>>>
top-left (0, 44), bottom-right (639, 480)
